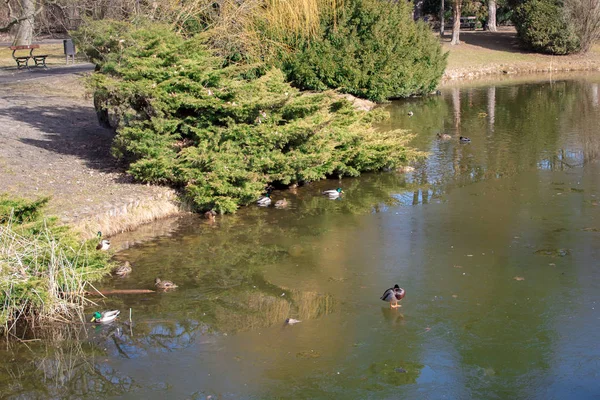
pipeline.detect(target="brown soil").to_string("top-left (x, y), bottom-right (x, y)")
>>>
top-left (0, 70), bottom-right (184, 239)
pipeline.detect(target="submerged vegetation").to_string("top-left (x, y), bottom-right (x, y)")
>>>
top-left (0, 196), bottom-right (110, 336)
top-left (85, 24), bottom-right (425, 213)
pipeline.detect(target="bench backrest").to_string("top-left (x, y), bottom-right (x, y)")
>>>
top-left (9, 44), bottom-right (40, 50)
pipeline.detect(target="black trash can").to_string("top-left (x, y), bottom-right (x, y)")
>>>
top-left (63, 39), bottom-right (76, 65)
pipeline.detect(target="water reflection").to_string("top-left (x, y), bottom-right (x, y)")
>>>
top-left (3, 74), bottom-right (600, 399)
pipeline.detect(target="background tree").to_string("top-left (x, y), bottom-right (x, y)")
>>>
top-left (488, 0), bottom-right (497, 31)
top-left (451, 0), bottom-right (462, 44)
top-left (1, 0), bottom-right (42, 44)
top-left (564, 0), bottom-right (600, 53)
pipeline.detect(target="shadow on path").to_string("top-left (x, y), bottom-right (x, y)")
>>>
top-left (0, 63), bottom-right (95, 84)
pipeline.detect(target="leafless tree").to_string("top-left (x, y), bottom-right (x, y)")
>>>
top-left (564, 0), bottom-right (600, 53)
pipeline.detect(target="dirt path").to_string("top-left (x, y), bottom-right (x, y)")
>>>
top-left (0, 70), bottom-right (183, 239)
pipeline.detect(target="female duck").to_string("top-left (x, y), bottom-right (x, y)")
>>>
top-left (155, 278), bottom-right (178, 290)
top-left (91, 310), bottom-right (120, 323)
top-left (323, 188), bottom-right (344, 199)
top-left (380, 284), bottom-right (406, 309)
top-left (274, 198), bottom-right (288, 208)
top-left (113, 261), bottom-right (132, 277)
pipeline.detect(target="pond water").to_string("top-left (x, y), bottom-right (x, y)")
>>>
top-left (3, 74), bottom-right (600, 399)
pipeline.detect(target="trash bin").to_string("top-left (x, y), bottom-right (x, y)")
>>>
top-left (63, 39), bottom-right (76, 65)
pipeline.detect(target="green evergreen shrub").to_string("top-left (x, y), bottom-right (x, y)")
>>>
top-left (513, 0), bottom-right (580, 54)
top-left (277, 0), bottom-right (447, 102)
top-left (86, 23), bottom-right (423, 213)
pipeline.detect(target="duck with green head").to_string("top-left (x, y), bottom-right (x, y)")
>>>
top-left (96, 231), bottom-right (110, 251)
top-left (322, 187), bottom-right (344, 199)
top-left (91, 310), bottom-right (120, 323)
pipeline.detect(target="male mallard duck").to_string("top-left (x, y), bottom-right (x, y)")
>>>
top-left (90, 310), bottom-right (120, 323)
top-left (408, 111), bottom-right (414, 117)
top-left (204, 210), bottom-right (217, 221)
top-left (113, 261), bottom-right (132, 277)
top-left (274, 198), bottom-right (288, 208)
top-left (459, 136), bottom-right (471, 143)
top-left (323, 187), bottom-right (344, 199)
top-left (285, 318), bottom-right (301, 325)
top-left (380, 284), bottom-right (406, 309)
top-left (437, 133), bottom-right (452, 140)
top-left (96, 231), bottom-right (110, 251)
top-left (257, 193), bottom-right (272, 206)
top-left (155, 277), bottom-right (178, 290)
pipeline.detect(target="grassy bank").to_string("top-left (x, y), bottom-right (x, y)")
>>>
top-left (0, 196), bottom-right (111, 337)
top-left (442, 28), bottom-right (600, 82)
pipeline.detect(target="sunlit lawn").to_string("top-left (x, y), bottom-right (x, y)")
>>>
top-left (0, 43), bottom-right (88, 69)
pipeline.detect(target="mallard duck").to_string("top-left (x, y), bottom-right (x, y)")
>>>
top-left (408, 111), bottom-right (414, 117)
top-left (285, 318), bottom-right (301, 325)
top-left (274, 198), bottom-right (288, 208)
top-left (323, 187), bottom-right (344, 199)
top-left (113, 261), bottom-right (132, 277)
top-left (437, 133), bottom-right (452, 140)
top-left (95, 231), bottom-right (110, 251)
top-left (155, 277), bottom-right (178, 290)
top-left (90, 310), bottom-right (120, 323)
top-left (380, 284), bottom-right (406, 309)
top-left (257, 193), bottom-right (272, 206)
top-left (459, 136), bottom-right (471, 143)
top-left (204, 210), bottom-right (217, 221)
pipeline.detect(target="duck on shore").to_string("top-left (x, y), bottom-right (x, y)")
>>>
top-left (96, 231), bottom-right (110, 251)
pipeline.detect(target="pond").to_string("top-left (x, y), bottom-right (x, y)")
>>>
top-left (2, 74), bottom-right (600, 399)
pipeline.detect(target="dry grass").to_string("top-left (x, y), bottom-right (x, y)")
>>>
top-left (0, 219), bottom-right (108, 337)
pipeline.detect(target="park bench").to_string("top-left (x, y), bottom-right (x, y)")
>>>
top-left (9, 44), bottom-right (48, 70)
top-left (460, 16), bottom-right (477, 30)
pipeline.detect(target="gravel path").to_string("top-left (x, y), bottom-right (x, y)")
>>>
top-left (0, 69), bottom-right (181, 237)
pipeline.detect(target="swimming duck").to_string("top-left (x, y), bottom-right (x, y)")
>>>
top-left (408, 111), bottom-right (414, 117)
top-left (274, 198), bottom-right (288, 208)
top-left (380, 284), bottom-right (406, 309)
top-left (90, 310), bottom-right (120, 323)
top-left (155, 277), bottom-right (178, 290)
top-left (113, 261), bottom-right (132, 277)
top-left (437, 133), bottom-right (452, 140)
top-left (323, 188), bottom-right (344, 199)
top-left (285, 318), bottom-right (301, 325)
top-left (204, 210), bottom-right (217, 221)
top-left (459, 136), bottom-right (471, 143)
top-left (257, 193), bottom-right (272, 206)
top-left (95, 231), bottom-right (110, 251)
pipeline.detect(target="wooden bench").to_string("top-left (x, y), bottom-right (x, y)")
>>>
top-left (9, 44), bottom-right (48, 70)
top-left (460, 16), bottom-right (477, 30)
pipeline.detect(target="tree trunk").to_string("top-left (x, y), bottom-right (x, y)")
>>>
top-left (13, 0), bottom-right (35, 45)
top-left (440, 0), bottom-right (445, 37)
top-left (451, 0), bottom-right (461, 45)
top-left (488, 0), bottom-right (497, 32)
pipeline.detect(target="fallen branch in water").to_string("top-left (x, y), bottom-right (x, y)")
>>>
top-left (86, 289), bottom-right (156, 296)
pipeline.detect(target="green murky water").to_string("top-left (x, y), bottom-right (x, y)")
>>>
top-left (2, 75), bottom-right (600, 399)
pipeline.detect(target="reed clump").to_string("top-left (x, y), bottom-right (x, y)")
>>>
top-left (0, 196), bottom-right (111, 337)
